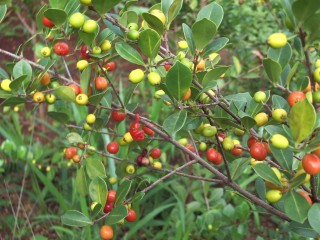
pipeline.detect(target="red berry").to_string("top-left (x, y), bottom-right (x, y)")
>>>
top-left (54, 42), bottom-right (69, 56)
top-left (302, 154), bottom-right (320, 175)
top-left (65, 147), bottom-right (77, 159)
top-left (142, 125), bottom-right (155, 136)
top-left (107, 142), bottom-right (119, 154)
top-left (164, 63), bottom-right (171, 71)
top-left (250, 142), bottom-right (267, 161)
top-left (107, 190), bottom-right (116, 203)
top-left (104, 62), bottom-right (116, 71)
top-left (206, 148), bottom-right (223, 164)
top-left (95, 77), bottom-right (108, 90)
top-left (43, 17), bottom-right (54, 28)
top-left (111, 111), bottom-right (126, 122)
top-left (230, 145), bottom-right (243, 156)
top-left (247, 136), bottom-right (258, 148)
top-left (125, 209), bottom-right (137, 222)
top-left (185, 143), bottom-right (196, 153)
top-left (150, 148), bottom-right (161, 159)
top-left (80, 45), bottom-right (90, 59)
top-left (103, 202), bottom-right (114, 213)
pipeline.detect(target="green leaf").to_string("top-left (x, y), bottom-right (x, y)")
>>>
top-left (44, 8), bottom-right (67, 26)
top-left (89, 90), bottom-right (108, 105)
top-left (61, 210), bottom-right (92, 227)
top-left (192, 18), bottom-right (217, 50)
top-left (138, 29), bottom-right (161, 59)
top-left (269, 145), bottom-right (293, 171)
top-left (163, 110), bottom-right (187, 134)
top-left (196, 2), bottom-right (223, 28)
top-left (80, 66), bottom-right (91, 95)
top-left (272, 95), bottom-right (290, 112)
top-left (66, 132), bottom-right (83, 144)
top-left (202, 66), bottom-right (229, 85)
top-left (0, 4), bottom-right (7, 24)
top-left (85, 157), bottom-right (106, 180)
top-left (141, 13), bottom-right (164, 36)
top-left (89, 177), bottom-right (107, 206)
top-left (255, 178), bottom-right (266, 200)
top-left (131, 192), bottom-right (145, 204)
top-left (167, 0), bottom-right (183, 27)
top-left (308, 203), bottom-right (320, 233)
top-left (47, 112), bottom-right (69, 124)
top-left (292, 0), bottom-right (320, 23)
top-left (304, 12), bottom-right (320, 42)
top-left (115, 178), bottom-right (132, 206)
top-left (76, 166), bottom-right (88, 197)
top-left (49, 0), bottom-right (68, 9)
top-left (165, 61), bottom-right (192, 100)
top-left (289, 100), bottom-right (316, 145)
top-left (203, 37), bottom-right (229, 57)
top-left (92, 0), bottom-right (122, 15)
top-left (267, 43), bottom-right (292, 69)
top-left (289, 221), bottom-right (319, 238)
top-left (284, 191), bottom-right (310, 223)
top-left (1, 97), bottom-right (26, 106)
top-left (9, 75), bottom-right (27, 91)
top-left (263, 58), bottom-right (282, 85)
top-left (13, 60), bottom-right (32, 83)
top-left (0, 89), bottom-right (11, 99)
top-left (252, 163), bottom-right (282, 186)
top-left (182, 23), bottom-right (195, 55)
top-left (54, 86), bottom-right (76, 103)
top-left (115, 42), bottom-right (144, 66)
top-left (119, 10), bottom-right (138, 26)
top-left (106, 205), bottom-right (128, 224)
top-left (229, 158), bottom-right (250, 180)
top-left (78, 28), bottom-right (99, 47)
top-left (285, 62), bottom-right (299, 88)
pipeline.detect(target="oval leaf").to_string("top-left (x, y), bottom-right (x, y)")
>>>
top-left (263, 58), bottom-right (282, 85)
top-left (115, 178), bottom-right (132, 206)
top-left (196, 2), bottom-right (224, 28)
top-left (92, 0), bottom-right (122, 15)
top-left (115, 42), bottom-right (144, 66)
top-left (0, 5), bottom-right (7, 24)
top-left (44, 8), bottom-right (67, 26)
top-left (13, 60), bottom-right (32, 82)
top-left (182, 23), bottom-right (195, 55)
top-left (308, 203), bottom-right (320, 233)
top-left (54, 86), bottom-right (76, 103)
top-left (85, 157), bottom-right (107, 180)
top-left (252, 162), bottom-right (282, 186)
top-left (47, 111), bottom-right (69, 124)
top-left (192, 18), bottom-right (217, 50)
top-left (163, 110), bottom-right (187, 134)
top-left (289, 100), bottom-right (316, 145)
top-left (89, 177), bottom-right (107, 205)
top-left (165, 61), bottom-right (192, 100)
top-left (284, 190), bottom-right (310, 223)
top-left (106, 205), bottom-right (128, 225)
top-left (138, 29), bottom-right (161, 59)
top-left (76, 166), bottom-right (88, 197)
top-left (61, 210), bottom-right (92, 227)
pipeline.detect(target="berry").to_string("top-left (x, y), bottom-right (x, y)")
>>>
top-left (104, 62), bottom-right (116, 71)
top-left (86, 114), bottom-right (96, 124)
top-left (302, 154), bottom-right (320, 175)
top-left (111, 111), bottom-right (126, 122)
top-left (288, 91), bottom-right (305, 107)
top-left (101, 40), bottom-right (112, 51)
top-left (80, 45), bottom-right (90, 59)
top-left (266, 189), bottom-right (282, 203)
top-left (107, 190), bottom-right (116, 203)
top-left (142, 125), bottom-right (155, 135)
top-left (250, 142), bottom-right (267, 161)
top-left (82, 19), bottom-right (98, 33)
top-left (69, 12), bottom-right (85, 28)
top-left (54, 42), bottom-right (69, 56)
top-left (33, 92), bottom-right (45, 103)
top-left (43, 17), bottom-right (54, 28)
top-left (1, 79), bottom-right (12, 92)
top-left (125, 209), bottom-right (137, 222)
top-left (65, 147), bottom-right (77, 159)
top-left (103, 202), bottom-right (114, 213)
top-left (100, 225), bottom-right (113, 240)
top-left (107, 142), bottom-right (119, 154)
top-left (147, 71), bottom-right (161, 85)
top-left (270, 134), bottom-right (289, 149)
top-left (253, 91), bottom-right (267, 103)
top-left (75, 93), bottom-right (88, 105)
top-left (267, 33), bottom-right (287, 48)
top-left (254, 112), bottom-right (268, 126)
top-left (95, 77), bottom-right (108, 90)
top-left (150, 148), bottom-right (161, 159)
top-left (129, 69), bottom-right (145, 83)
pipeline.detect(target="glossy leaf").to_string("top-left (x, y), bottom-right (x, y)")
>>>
top-left (255, 178), bottom-right (266, 200)
top-left (9, 75), bottom-right (27, 91)
top-left (78, 29), bottom-right (99, 47)
top-left (269, 145), bottom-right (293, 171)
top-left (61, 210), bottom-right (92, 227)
top-left (289, 221), bottom-right (319, 238)
top-left (182, 23), bottom-right (195, 55)
top-left (54, 86), bottom-right (76, 103)
top-left (308, 203), bottom-right (320, 233)
top-left (252, 163), bottom-right (282, 186)
top-left (92, 0), bottom-right (122, 15)
top-left (47, 112), bottom-right (69, 124)
top-left (49, 0), bottom-right (68, 9)
top-left (292, 0), bottom-right (320, 23)
top-left (1, 97), bottom-right (26, 106)
top-left (142, 13), bottom-right (164, 35)
top-left (165, 61), bottom-right (192, 100)
top-left (89, 90), bottom-right (108, 105)
top-left (138, 29), bottom-right (161, 59)
top-left (163, 110), bottom-right (187, 134)
top-left (196, 2), bottom-right (223, 28)
top-left (202, 66), bottom-right (229, 85)
top-left (131, 192), bottom-right (145, 204)
top-left (115, 42), bottom-right (144, 66)
top-left (203, 37), bottom-right (229, 57)
top-left (192, 18), bottom-right (217, 50)
top-left (115, 178), bottom-right (132, 206)
top-left (263, 58), bottom-right (282, 85)
top-left (289, 100), bottom-right (316, 145)
top-left (106, 205), bottom-right (128, 224)
top-left (76, 166), bottom-right (88, 197)
top-left (286, 62), bottom-right (299, 88)
top-left (0, 4), bottom-right (7, 24)
top-left (89, 177), bottom-right (107, 206)
top-left (66, 132), bottom-right (83, 144)
top-left (85, 157), bottom-right (106, 180)
top-left (44, 8), bottom-right (67, 26)
top-left (284, 191), bottom-right (310, 223)
top-left (167, 0), bottom-right (183, 27)
top-left (272, 95), bottom-right (290, 112)
top-left (229, 158), bottom-right (250, 180)
top-left (13, 60), bottom-right (32, 82)
top-left (268, 43), bottom-right (292, 69)
top-left (119, 11), bottom-right (138, 26)
top-left (80, 66), bottom-right (91, 95)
